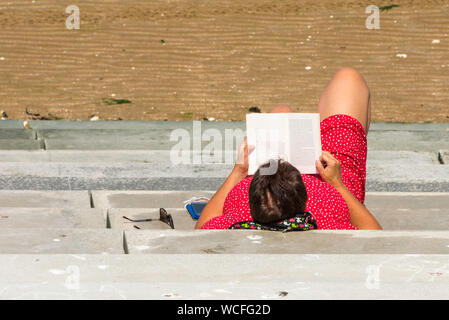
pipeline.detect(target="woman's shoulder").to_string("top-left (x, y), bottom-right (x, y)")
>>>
top-left (203, 176), bottom-right (253, 229)
top-left (302, 173), bottom-right (355, 229)
top-left (227, 175), bottom-right (253, 198)
top-left (223, 175), bottom-right (253, 214)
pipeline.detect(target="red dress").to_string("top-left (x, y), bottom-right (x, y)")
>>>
top-left (201, 114), bottom-right (367, 230)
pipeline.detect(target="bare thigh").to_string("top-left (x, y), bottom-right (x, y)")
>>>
top-left (317, 67), bottom-right (371, 133)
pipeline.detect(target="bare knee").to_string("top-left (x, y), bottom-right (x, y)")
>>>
top-left (319, 67), bottom-right (371, 133)
top-left (335, 67), bottom-right (362, 78)
top-left (333, 67), bottom-right (369, 93)
top-left (269, 105), bottom-right (294, 113)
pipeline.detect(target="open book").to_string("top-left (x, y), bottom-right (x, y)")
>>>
top-left (246, 113), bottom-right (322, 175)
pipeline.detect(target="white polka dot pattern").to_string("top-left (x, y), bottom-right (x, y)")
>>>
top-left (202, 114), bottom-right (367, 230)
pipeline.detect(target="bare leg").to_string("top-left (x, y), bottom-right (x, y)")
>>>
top-left (317, 68), bottom-right (371, 134)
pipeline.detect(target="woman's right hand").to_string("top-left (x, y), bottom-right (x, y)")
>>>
top-left (233, 138), bottom-right (255, 180)
top-left (315, 151), bottom-right (344, 189)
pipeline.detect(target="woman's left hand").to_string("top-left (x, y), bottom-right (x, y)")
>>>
top-left (315, 151), bottom-right (343, 189)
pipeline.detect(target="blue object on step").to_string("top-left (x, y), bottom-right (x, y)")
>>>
top-left (184, 197), bottom-right (209, 220)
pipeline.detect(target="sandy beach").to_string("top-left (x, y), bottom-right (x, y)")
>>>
top-left (0, 0), bottom-right (448, 122)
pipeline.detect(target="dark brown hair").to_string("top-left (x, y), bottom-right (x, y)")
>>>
top-left (249, 159), bottom-right (308, 224)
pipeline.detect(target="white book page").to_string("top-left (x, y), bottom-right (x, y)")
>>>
top-left (246, 114), bottom-right (287, 175)
top-left (286, 113), bottom-right (321, 174)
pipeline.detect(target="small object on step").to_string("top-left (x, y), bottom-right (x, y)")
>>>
top-left (184, 196), bottom-right (209, 220)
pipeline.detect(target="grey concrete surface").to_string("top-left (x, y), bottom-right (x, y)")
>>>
top-left (0, 176), bottom-right (227, 191)
top-left (365, 193), bottom-right (449, 230)
top-left (102, 192), bottom-right (449, 230)
top-left (0, 150), bottom-right (439, 163)
top-left (0, 191), bottom-right (445, 230)
top-left (0, 139), bottom-right (42, 150)
top-left (107, 208), bottom-right (195, 230)
top-left (365, 181), bottom-right (449, 192)
top-left (366, 150), bottom-right (439, 164)
top-left (0, 162), bottom-right (232, 178)
top-left (0, 208), bottom-right (105, 228)
top-left (0, 121), bottom-right (447, 191)
top-left (44, 138), bottom-right (171, 151)
top-left (124, 230), bottom-right (449, 254)
top-left (1, 254), bottom-right (449, 299)
top-left (0, 120), bottom-right (23, 128)
top-left (1, 119), bottom-right (447, 132)
top-left (107, 197), bottom-right (449, 231)
top-left (364, 151), bottom-right (449, 191)
top-left (0, 150), bottom-right (196, 163)
top-left (0, 190), bottom-right (91, 208)
top-left (368, 122), bottom-right (449, 131)
top-left (0, 171), bottom-right (447, 191)
top-left (92, 190), bottom-right (214, 209)
top-left (0, 120), bottom-right (448, 299)
top-left (1, 121), bottom-right (445, 152)
top-left (38, 130), bottom-right (449, 152)
top-left (0, 119), bottom-right (439, 131)
top-left (0, 190), bottom-right (446, 230)
top-left (440, 149), bottom-right (449, 164)
top-left (28, 120), bottom-right (245, 130)
top-left (367, 131), bottom-right (449, 152)
top-left (0, 129), bottom-right (36, 139)
top-left (39, 125), bottom-right (244, 150)
top-left (0, 229), bottom-right (123, 254)
top-left (3, 158), bottom-right (448, 190)
top-left (91, 190), bottom-right (444, 210)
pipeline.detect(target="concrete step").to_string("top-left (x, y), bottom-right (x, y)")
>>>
top-left (36, 130), bottom-right (449, 152)
top-left (0, 190), bottom-right (91, 208)
top-left (124, 230), bottom-right (449, 254)
top-left (367, 130), bottom-right (449, 152)
top-left (0, 150), bottom-right (447, 191)
top-left (0, 228), bottom-right (123, 254)
top-left (0, 162), bottom-right (448, 191)
top-left (0, 161), bottom-right (233, 178)
top-left (0, 150), bottom-right (187, 163)
top-left (0, 173), bottom-right (448, 191)
top-left (0, 150), bottom-right (443, 164)
top-left (1, 120), bottom-right (448, 152)
top-left (94, 191), bottom-right (449, 230)
top-left (107, 208), bottom-right (195, 230)
top-left (37, 125), bottom-right (244, 150)
top-left (0, 253), bottom-right (448, 299)
top-left (0, 208), bottom-right (105, 229)
top-left (107, 194), bottom-right (449, 231)
top-left (0, 175), bottom-right (226, 191)
top-left (0, 139), bottom-right (42, 150)
top-left (0, 191), bottom-right (446, 230)
top-left (0, 129), bottom-right (36, 139)
top-left (2, 227), bottom-right (449, 255)
top-left (92, 190), bottom-right (215, 209)
top-left (365, 192), bottom-right (449, 230)
top-left (1, 119), bottom-right (447, 131)
top-left (440, 149), bottom-right (449, 164)
top-left (26, 120), bottom-right (245, 130)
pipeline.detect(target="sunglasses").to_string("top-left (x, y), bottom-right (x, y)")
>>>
top-left (122, 208), bottom-right (174, 229)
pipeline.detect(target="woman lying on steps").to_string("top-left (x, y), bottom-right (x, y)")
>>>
top-left (195, 67), bottom-right (382, 230)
